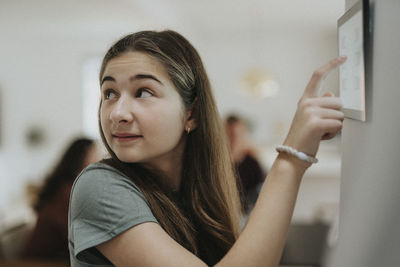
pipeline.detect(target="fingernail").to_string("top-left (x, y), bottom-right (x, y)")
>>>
top-left (339, 55), bottom-right (347, 60)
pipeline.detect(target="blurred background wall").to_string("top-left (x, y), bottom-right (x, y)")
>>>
top-left (325, 0), bottom-right (400, 266)
top-left (0, 0), bottom-right (344, 236)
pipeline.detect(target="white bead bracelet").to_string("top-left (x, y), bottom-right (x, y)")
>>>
top-left (276, 145), bottom-right (318, 164)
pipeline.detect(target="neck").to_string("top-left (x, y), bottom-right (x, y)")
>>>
top-left (148, 159), bottom-right (182, 192)
top-left (142, 143), bottom-right (185, 192)
top-left (138, 133), bottom-right (187, 192)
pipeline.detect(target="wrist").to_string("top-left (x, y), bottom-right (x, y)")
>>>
top-left (276, 152), bottom-right (311, 174)
top-left (276, 145), bottom-right (318, 164)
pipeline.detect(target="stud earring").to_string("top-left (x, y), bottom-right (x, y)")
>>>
top-left (186, 127), bottom-right (191, 134)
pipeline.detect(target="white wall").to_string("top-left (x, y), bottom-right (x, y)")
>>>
top-left (326, 0), bottom-right (400, 266)
top-left (0, 35), bottom-right (109, 223)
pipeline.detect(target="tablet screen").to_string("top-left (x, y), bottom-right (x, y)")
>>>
top-left (338, 0), bottom-right (367, 121)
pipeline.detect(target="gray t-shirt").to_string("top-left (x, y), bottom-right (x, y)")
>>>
top-left (68, 162), bottom-right (158, 266)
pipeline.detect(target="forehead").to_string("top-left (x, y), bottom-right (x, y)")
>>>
top-left (103, 51), bottom-right (168, 78)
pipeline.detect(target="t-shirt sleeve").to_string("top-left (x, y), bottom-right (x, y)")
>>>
top-left (69, 164), bottom-right (158, 260)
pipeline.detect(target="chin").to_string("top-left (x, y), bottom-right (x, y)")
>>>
top-left (114, 151), bottom-right (141, 163)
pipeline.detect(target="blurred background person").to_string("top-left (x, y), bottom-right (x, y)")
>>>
top-left (225, 115), bottom-right (266, 214)
top-left (21, 137), bottom-right (102, 261)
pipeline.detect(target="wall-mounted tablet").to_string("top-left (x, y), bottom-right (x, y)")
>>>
top-left (338, 0), bottom-right (370, 121)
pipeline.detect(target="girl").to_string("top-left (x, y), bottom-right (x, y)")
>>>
top-left (68, 30), bottom-right (345, 267)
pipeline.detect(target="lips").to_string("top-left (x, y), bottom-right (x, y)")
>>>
top-left (112, 133), bottom-right (143, 142)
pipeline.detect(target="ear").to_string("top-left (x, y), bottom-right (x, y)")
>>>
top-left (184, 109), bottom-right (197, 132)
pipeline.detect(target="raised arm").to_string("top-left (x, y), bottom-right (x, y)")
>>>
top-left (96, 56), bottom-right (346, 267)
top-left (217, 56), bottom-right (346, 267)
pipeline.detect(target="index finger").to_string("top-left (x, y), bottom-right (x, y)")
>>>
top-left (302, 56), bottom-right (347, 99)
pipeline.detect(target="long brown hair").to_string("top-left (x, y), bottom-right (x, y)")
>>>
top-left (98, 30), bottom-right (241, 265)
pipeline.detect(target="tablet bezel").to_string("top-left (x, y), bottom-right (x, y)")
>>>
top-left (338, 0), bottom-right (370, 121)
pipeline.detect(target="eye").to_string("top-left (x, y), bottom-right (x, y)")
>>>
top-left (136, 88), bottom-right (153, 98)
top-left (104, 89), bottom-right (117, 100)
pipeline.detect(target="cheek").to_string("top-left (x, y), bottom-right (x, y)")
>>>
top-left (100, 108), bottom-right (112, 143)
top-left (144, 104), bottom-right (185, 141)
top-left (100, 107), bottom-right (108, 130)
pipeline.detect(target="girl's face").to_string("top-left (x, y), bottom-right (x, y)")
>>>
top-left (100, 52), bottom-right (190, 169)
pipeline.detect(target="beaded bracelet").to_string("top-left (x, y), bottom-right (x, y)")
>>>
top-left (276, 145), bottom-right (318, 164)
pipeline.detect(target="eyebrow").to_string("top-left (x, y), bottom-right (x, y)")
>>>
top-left (101, 76), bottom-right (116, 85)
top-left (130, 74), bottom-right (163, 85)
top-left (101, 74), bottom-right (163, 86)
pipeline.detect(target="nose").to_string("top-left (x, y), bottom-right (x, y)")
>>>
top-left (110, 94), bottom-right (134, 124)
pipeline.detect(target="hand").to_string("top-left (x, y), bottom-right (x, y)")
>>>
top-left (283, 56), bottom-right (347, 160)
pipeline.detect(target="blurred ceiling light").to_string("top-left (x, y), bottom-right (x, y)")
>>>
top-left (241, 68), bottom-right (280, 98)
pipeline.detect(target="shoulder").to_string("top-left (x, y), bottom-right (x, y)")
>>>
top-left (72, 162), bottom-right (142, 196)
top-left (70, 162), bottom-right (149, 216)
top-left (69, 162), bottom-right (158, 260)
top-left (75, 161), bottom-right (131, 184)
